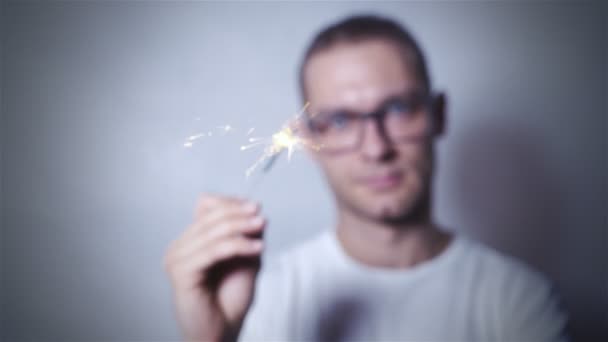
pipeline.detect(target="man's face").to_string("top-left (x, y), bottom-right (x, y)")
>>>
top-left (303, 39), bottom-right (440, 223)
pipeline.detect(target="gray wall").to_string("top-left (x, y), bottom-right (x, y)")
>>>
top-left (2, 1), bottom-right (606, 341)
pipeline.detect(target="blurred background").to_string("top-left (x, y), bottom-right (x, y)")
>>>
top-left (1, 1), bottom-right (606, 341)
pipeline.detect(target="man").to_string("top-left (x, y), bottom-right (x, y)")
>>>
top-left (164, 15), bottom-right (567, 341)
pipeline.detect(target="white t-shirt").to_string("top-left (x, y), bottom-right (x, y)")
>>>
top-left (240, 229), bottom-right (567, 341)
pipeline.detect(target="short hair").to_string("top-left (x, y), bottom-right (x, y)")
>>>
top-left (298, 15), bottom-right (431, 102)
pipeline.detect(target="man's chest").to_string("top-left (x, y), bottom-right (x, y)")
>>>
top-left (285, 270), bottom-right (494, 341)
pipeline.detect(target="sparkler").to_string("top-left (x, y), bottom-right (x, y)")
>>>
top-left (240, 102), bottom-right (321, 179)
top-left (182, 102), bottom-right (319, 182)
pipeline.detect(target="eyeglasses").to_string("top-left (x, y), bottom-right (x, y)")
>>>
top-left (305, 91), bottom-right (436, 153)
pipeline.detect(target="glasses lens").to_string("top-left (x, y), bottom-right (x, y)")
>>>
top-left (307, 112), bottom-right (360, 151)
top-left (384, 98), bottom-right (430, 141)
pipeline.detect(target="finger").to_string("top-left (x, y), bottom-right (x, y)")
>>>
top-left (182, 236), bottom-right (264, 276)
top-left (175, 216), bottom-right (266, 260)
top-left (182, 205), bottom-right (261, 244)
top-left (198, 201), bottom-right (259, 231)
top-left (194, 194), bottom-right (246, 220)
top-left (199, 205), bottom-right (260, 236)
top-left (184, 199), bottom-right (260, 240)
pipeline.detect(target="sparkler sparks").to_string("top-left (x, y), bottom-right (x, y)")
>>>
top-left (241, 102), bottom-right (318, 178)
top-left (183, 126), bottom-right (239, 148)
top-left (183, 132), bottom-right (206, 147)
top-left (183, 102), bottom-right (318, 179)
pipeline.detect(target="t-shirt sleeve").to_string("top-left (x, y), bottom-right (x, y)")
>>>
top-left (499, 265), bottom-right (569, 341)
top-left (238, 258), bottom-right (289, 342)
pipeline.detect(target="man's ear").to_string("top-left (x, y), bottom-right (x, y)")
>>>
top-left (432, 92), bottom-right (447, 137)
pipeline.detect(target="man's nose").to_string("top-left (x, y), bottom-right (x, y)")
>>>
top-left (359, 118), bottom-right (394, 161)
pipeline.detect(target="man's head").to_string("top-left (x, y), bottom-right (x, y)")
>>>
top-left (299, 15), bottom-right (445, 225)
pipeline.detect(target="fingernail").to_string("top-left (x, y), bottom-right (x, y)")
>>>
top-left (243, 201), bottom-right (258, 213)
top-left (250, 216), bottom-right (264, 226)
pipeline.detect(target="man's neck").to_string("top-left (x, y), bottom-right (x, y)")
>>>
top-left (336, 209), bottom-right (452, 269)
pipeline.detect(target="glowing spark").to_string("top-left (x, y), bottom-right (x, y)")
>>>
top-left (182, 132), bottom-right (207, 148)
top-left (242, 102), bottom-right (315, 178)
top-left (270, 127), bottom-right (299, 160)
top-left (183, 123), bottom-right (239, 149)
top-left (188, 133), bottom-right (206, 141)
top-left (247, 127), bottom-right (255, 136)
top-left (217, 125), bottom-right (233, 135)
top-left (240, 141), bottom-right (265, 151)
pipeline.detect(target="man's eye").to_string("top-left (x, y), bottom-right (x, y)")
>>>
top-left (386, 100), bottom-right (413, 115)
top-left (308, 113), bottom-right (353, 134)
top-left (328, 113), bottom-right (351, 130)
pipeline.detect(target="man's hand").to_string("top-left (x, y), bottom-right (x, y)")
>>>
top-left (164, 195), bottom-right (266, 342)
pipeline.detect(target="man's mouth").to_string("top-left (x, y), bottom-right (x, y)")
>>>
top-left (357, 170), bottom-right (404, 192)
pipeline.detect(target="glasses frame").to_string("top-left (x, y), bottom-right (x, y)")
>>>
top-left (305, 91), bottom-right (439, 154)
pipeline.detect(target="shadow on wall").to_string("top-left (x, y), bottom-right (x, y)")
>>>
top-left (447, 117), bottom-right (564, 274)
top-left (445, 116), bottom-right (605, 341)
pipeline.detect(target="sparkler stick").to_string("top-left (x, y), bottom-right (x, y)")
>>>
top-left (262, 152), bottom-right (281, 173)
top-left (244, 151), bottom-right (283, 197)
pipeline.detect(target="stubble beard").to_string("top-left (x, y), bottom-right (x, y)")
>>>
top-left (335, 173), bottom-right (433, 230)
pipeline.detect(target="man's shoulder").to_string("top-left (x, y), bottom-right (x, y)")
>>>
top-left (454, 236), bottom-right (567, 340)
top-left (455, 235), bottom-right (554, 295)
